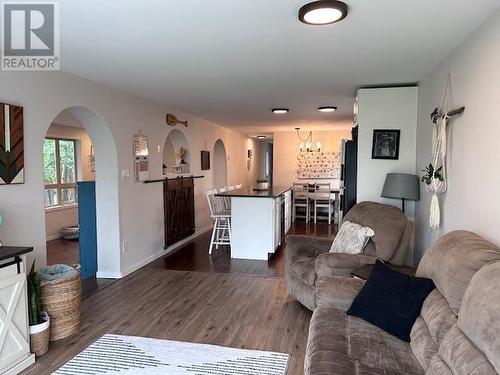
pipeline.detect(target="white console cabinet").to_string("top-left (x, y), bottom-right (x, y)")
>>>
top-left (0, 250), bottom-right (35, 375)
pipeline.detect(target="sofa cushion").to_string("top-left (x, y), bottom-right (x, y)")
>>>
top-left (427, 325), bottom-right (496, 375)
top-left (343, 201), bottom-right (407, 261)
top-left (457, 261), bottom-right (500, 373)
top-left (347, 261), bottom-right (435, 342)
top-left (410, 290), bottom-right (457, 369)
top-left (416, 230), bottom-right (500, 314)
top-left (305, 306), bottom-right (423, 375)
top-left (288, 255), bottom-right (316, 286)
top-left (315, 252), bottom-right (377, 278)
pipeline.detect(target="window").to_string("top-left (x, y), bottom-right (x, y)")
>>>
top-left (44, 138), bottom-right (77, 207)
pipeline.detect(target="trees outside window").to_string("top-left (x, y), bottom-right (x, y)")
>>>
top-left (44, 138), bottom-right (77, 207)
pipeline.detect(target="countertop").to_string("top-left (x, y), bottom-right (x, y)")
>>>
top-left (0, 246), bottom-right (33, 262)
top-left (216, 186), bottom-right (291, 198)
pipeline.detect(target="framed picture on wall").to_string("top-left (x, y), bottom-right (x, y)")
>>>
top-left (372, 129), bottom-right (400, 160)
top-left (201, 150), bottom-right (210, 170)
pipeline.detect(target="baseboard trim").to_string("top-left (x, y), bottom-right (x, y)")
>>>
top-left (120, 226), bottom-right (213, 278)
top-left (96, 271), bottom-right (123, 279)
top-left (46, 233), bottom-right (62, 241)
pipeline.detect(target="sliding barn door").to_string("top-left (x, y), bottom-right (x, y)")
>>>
top-left (164, 177), bottom-right (195, 247)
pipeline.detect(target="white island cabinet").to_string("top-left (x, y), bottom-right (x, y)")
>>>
top-left (0, 247), bottom-right (35, 375)
top-left (216, 187), bottom-right (292, 260)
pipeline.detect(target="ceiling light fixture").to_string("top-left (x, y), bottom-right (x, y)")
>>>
top-left (272, 108), bottom-right (289, 114)
top-left (295, 127), bottom-right (322, 152)
top-left (318, 106), bottom-right (338, 113)
top-left (257, 135), bottom-right (266, 139)
top-left (299, 0), bottom-right (348, 25)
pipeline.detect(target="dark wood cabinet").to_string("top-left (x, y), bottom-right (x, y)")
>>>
top-left (164, 176), bottom-right (195, 247)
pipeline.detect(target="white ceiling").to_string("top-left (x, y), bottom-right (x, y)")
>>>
top-left (59, 0), bottom-right (499, 134)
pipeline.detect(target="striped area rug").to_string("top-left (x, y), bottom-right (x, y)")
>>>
top-left (54, 334), bottom-right (289, 374)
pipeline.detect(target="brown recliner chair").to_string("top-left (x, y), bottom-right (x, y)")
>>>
top-left (285, 201), bottom-right (413, 311)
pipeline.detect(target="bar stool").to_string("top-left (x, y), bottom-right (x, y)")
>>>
top-left (292, 183), bottom-right (310, 223)
top-left (206, 189), bottom-right (232, 254)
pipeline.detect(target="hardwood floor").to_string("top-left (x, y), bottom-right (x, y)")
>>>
top-left (46, 238), bottom-right (79, 266)
top-left (46, 239), bottom-right (116, 300)
top-left (22, 271), bottom-right (312, 374)
top-left (25, 222), bottom-right (335, 374)
top-left (164, 222), bottom-right (336, 277)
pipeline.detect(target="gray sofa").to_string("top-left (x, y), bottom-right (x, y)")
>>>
top-left (286, 201), bottom-right (413, 311)
top-left (304, 230), bottom-right (500, 374)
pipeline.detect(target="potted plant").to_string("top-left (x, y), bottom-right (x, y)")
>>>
top-left (27, 260), bottom-right (50, 357)
top-left (421, 163), bottom-right (446, 194)
top-left (256, 177), bottom-right (269, 190)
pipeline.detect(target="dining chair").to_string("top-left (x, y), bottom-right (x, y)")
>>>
top-left (292, 182), bottom-right (310, 223)
top-left (312, 182), bottom-right (334, 224)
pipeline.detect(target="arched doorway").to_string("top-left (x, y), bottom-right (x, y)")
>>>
top-left (43, 107), bottom-right (120, 279)
top-left (162, 129), bottom-right (191, 175)
top-left (213, 139), bottom-right (227, 189)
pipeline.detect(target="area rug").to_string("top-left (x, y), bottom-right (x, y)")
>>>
top-left (53, 334), bottom-right (289, 374)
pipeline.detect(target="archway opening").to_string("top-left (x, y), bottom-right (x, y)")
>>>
top-left (213, 139), bottom-right (228, 189)
top-left (162, 129), bottom-right (191, 175)
top-left (42, 107), bottom-right (120, 283)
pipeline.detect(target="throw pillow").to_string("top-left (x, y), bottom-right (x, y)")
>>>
top-left (347, 261), bottom-right (435, 342)
top-left (329, 220), bottom-right (375, 254)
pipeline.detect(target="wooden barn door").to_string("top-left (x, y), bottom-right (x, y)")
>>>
top-left (164, 177), bottom-right (195, 247)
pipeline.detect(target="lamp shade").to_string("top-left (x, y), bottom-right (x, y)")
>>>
top-left (381, 173), bottom-right (420, 201)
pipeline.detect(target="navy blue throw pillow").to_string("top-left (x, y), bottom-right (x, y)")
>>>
top-left (347, 260), bottom-right (435, 342)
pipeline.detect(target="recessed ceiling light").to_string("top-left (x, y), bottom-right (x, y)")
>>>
top-left (318, 106), bottom-right (338, 113)
top-left (299, 0), bottom-right (348, 25)
top-left (257, 135), bottom-right (266, 139)
top-left (272, 108), bottom-right (289, 114)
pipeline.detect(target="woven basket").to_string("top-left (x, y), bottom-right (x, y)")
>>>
top-left (29, 312), bottom-right (50, 357)
top-left (40, 267), bottom-right (81, 341)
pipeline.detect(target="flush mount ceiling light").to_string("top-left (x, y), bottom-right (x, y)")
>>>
top-left (318, 106), bottom-right (338, 113)
top-left (299, 0), bottom-right (348, 25)
top-left (257, 135), bottom-right (266, 139)
top-left (272, 108), bottom-right (289, 114)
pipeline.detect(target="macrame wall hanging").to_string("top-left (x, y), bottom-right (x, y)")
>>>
top-left (425, 75), bottom-right (465, 229)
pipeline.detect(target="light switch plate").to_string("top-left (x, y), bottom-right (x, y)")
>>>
top-left (121, 169), bottom-right (130, 179)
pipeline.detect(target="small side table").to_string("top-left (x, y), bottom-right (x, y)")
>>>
top-left (351, 263), bottom-right (416, 280)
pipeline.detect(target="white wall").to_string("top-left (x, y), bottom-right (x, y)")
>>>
top-left (357, 87), bottom-right (418, 216)
top-left (0, 70), bottom-right (254, 277)
top-left (273, 129), bottom-right (351, 188)
top-left (415, 9), bottom-right (500, 260)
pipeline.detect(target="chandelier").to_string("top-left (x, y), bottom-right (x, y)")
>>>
top-left (295, 127), bottom-right (322, 152)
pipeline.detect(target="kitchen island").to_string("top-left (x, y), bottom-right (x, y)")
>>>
top-left (216, 186), bottom-right (292, 260)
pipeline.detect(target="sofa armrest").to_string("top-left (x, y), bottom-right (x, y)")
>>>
top-left (316, 276), bottom-right (365, 311)
top-left (315, 252), bottom-right (377, 278)
top-left (285, 235), bottom-right (333, 260)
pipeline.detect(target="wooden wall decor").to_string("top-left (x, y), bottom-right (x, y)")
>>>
top-left (0, 103), bottom-right (24, 184)
top-left (297, 151), bottom-right (340, 180)
top-left (166, 113), bottom-right (188, 127)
